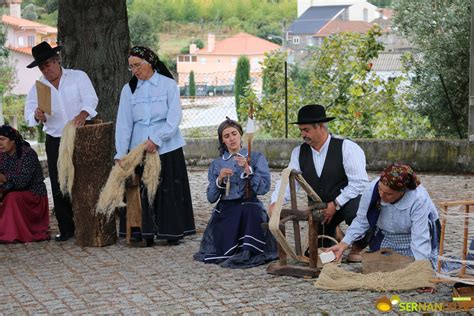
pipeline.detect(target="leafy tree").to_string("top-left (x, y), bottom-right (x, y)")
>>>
top-left (0, 21), bottom-right (17, 125)
top-left (23, 3), bottom-right (39, 20)
top-left (392, 0), bottom-right (470, 138)
top-left (234, 56), bottom-right (250, 121)
top-left (251, 51), bottom-right (302, 138)
top-left (305, 26), bottom-right (432, 139)
top-left (188, 70), bottom-right (196, 97)
top-left (129, 11), bottom-right (159, 50)
top-left (249, 27), bottom-right (433, 139)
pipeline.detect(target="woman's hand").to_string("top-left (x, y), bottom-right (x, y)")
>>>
top-left (325, 242), bottom-right (349, 261)
top-left (234, 156), bottom-right (250, 174)
top-left (144, 139), bottom-right (157, 154)
top-left (218, 168), bottom-right (233, 185)
top-left (114, 159), bottom-right (122, 167)
top-left (0, 173), bottom-right (6, 184)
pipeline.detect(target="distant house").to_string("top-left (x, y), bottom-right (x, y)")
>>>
top-left (1, 0), bottom-right (57, 95)
top-left (286, 1), bottom-right (411, 65)
top-left (176, 32), bottom-right (280, 96)
top-left (287, 1), bottom-right (380, 51)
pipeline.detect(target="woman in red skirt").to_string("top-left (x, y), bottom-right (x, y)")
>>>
top-left (0, 125), bottom-right (49, 243)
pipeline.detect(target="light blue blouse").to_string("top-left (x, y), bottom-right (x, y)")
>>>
top-left (114, 72), bottom-right (186, 159)
top-left (342, 178), bottom-right (439, 260)
top-left (207, 149), bottom-right (271, 204)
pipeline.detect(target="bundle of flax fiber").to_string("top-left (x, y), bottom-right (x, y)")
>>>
top-left (314, 260), bottom-right (435, 291)
top-left (57, 121), bottom-right (77, 198)
top-left (95, 143), bottom-right (161, 218)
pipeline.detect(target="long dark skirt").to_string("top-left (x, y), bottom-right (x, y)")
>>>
top-left (193, 197), bottom-right (278, 268)
top-left (119, 147), bottom-right (196, 241)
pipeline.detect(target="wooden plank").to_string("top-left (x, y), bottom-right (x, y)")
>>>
top-left (439, 200), bottom-right (474, 207)
top-left (289, 174), bottom-right (302, 256)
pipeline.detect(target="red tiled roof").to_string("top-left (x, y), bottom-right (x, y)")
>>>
top-left (7, 45), bottom-right (33, 55)
top-left (316, 20), bottom-right (374, 37)
top-left (1, 15), bottom-right (57, 34)
top-left (196, 32), bottom-right (280, 56)
top-left (7, 42), bottom-right (58, 56)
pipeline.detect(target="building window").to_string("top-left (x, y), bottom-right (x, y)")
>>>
top-left (27, 36), bottom-right (35, 47)
top-left (18, 36), bottom-right (24, 47)
top-left (178, 55), bottom-right (197, 62)
top-left (307, 36), bottom-right (313, 46)
top-left (200, 58), bottom-right (206, 64)
top-left (231, 57), bottom-right (237, 65)
top-left (363, 8), bottom-right (369, 22)
top-left (293, 36), bottom-right (300, 45)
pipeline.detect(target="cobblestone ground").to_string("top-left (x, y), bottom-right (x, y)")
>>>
top-left (1, 167), bottom-right (474, 314)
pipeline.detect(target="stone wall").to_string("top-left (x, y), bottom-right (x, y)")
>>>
top-left (37, 138), bottom-right (474, 175)
top-left (184, 138), bottom-right (474, 173)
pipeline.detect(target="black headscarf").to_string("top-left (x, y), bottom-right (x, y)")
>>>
top-left (217, 117), bottom-right (243, 156)
top-left (0, 125), bottom-right (30, 157)
top-left (128, 46), bottom-right (174, 93)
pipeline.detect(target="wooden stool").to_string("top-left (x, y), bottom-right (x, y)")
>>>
top-left (125, 174), bottom-right (142, 245)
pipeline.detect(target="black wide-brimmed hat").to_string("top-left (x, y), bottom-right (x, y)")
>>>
top-left (27, 41), bottom-right (62, 68)
top-left (290, 104), bottom-right (335, 124)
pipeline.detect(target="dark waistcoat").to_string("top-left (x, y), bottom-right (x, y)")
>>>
top-left (298, 137), bottom-right (347, 203)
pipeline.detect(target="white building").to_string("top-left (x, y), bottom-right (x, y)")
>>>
top-left (1, 0), bottom-right (57, 95)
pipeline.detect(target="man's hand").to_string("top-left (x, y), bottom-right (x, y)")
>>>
top-left (322, 201), bottom-right (337, 224)
top-left (73, 110), bottom-right (89, 127)
top-left (144, 139), bottom-right (157, 154)
top-left (34, 108), bottom-right (47, 122)
top-left (325, 242), bottom-right (349, 261)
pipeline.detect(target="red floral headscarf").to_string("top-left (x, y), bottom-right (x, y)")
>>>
top-left (379, 164), bottom-right (420, 191)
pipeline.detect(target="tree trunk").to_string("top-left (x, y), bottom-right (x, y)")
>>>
top-left (57, 0), bottom-right (130, 123)
top-left (72, 121), bottom-right (116, 247)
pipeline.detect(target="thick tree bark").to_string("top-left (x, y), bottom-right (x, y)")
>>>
top-left (57, 0), bottom-right (130, 123)
top-left (72, 122), bottom-right (116, 247)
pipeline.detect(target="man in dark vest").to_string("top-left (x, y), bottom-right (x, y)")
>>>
top-left (269, 104), bottom-right (369, 262)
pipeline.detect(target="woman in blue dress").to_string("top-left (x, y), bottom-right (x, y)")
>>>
top-left (115, 46), bottom-right (195, 246)
top-left (194, 118), bottom-right (277, 268)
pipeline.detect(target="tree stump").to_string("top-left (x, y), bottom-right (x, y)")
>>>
top-left (72, 121), bottom-right (116, 246)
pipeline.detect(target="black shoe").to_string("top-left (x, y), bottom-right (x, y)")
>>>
top-left (167, 239), bottom-right (179, 245)
top-left (55, 232), bottom-right (74, 242)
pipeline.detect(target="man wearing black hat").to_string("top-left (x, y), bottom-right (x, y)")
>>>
top-left (269, 104), bottom-right (369, 262)
top-left (24, 41), bottom-right (98, 242)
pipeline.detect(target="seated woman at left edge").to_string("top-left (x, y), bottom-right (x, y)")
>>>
top-left (0, 125), bottom-right (49, 243)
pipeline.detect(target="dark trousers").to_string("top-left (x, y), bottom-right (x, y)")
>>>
top-left (319, 195), bottom-right (367, 249)
top-left (46, 134), bottom-right (74, 235)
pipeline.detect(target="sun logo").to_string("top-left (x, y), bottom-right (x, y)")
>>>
top-left (375, 295), bottom-right (401, 312)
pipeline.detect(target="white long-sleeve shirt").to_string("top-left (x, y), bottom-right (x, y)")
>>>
top-left (270, 135), bottom-right (369, 206)
top-left (24, 68), bottom-right (98, 137)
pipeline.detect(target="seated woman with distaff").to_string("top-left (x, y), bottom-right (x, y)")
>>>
top-left (0, 125), bottom-right (49, 243)
top-left (194, 118), bottom-right (277, 268)
top-left (327, 164), bottom-right (439, 263)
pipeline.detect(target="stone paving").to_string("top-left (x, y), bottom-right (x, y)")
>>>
top-left (1, 168), bottom-right (474, 314)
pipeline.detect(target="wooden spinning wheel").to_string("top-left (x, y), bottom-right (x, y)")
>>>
top-left (267, 168), bottom-right (328, 278)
